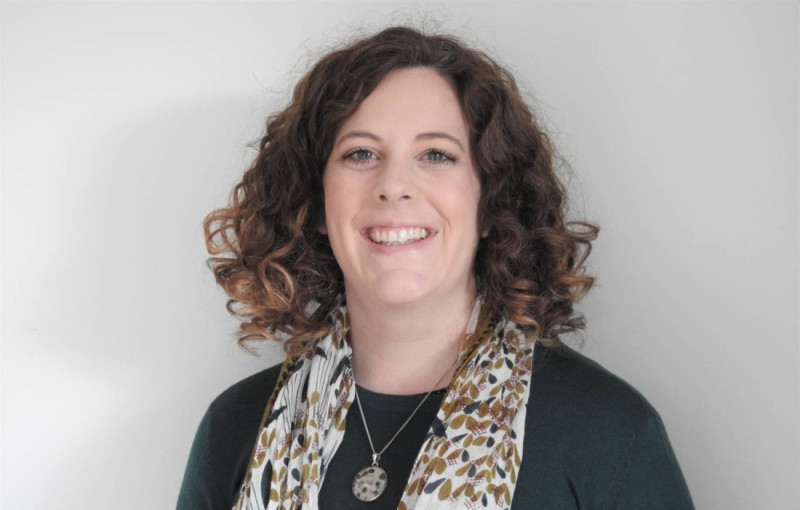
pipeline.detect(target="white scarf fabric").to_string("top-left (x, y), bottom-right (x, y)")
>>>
top-left (233, 301), bottom-right (534, 510)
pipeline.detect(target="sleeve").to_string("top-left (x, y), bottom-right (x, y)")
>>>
top-left (610, 411), bottom-right (695, 510)
top-left (176, 406), bottom-right (225, 510)
top-left (175, 365), bottom-right (282, 510)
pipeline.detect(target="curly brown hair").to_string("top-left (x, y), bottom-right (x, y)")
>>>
top-left (204, 26), bottom-right (598, 357)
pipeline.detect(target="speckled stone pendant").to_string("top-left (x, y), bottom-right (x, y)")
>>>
top-left (352, 460), bottom-right (388, 502)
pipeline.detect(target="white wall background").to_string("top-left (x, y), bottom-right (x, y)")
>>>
top-left (2, 2), bottom-right (797, 509)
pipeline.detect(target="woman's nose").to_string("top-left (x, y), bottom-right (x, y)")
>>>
top-left (375, 158), bottom-right (415, 202)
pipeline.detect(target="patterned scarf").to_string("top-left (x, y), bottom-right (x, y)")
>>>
top-left (233, 300), bottom-right (534, 510)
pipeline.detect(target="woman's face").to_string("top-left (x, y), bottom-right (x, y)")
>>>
top-left (322, 67), bottom-right (481, 308)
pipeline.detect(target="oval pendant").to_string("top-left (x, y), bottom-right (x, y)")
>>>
top-left (352, 465), bottom-right (388, 502)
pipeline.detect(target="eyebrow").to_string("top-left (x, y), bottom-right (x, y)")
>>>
top-left (335, 130), bottom-right (466, 152)
top-left (417, 132), bottom-right (466, 152)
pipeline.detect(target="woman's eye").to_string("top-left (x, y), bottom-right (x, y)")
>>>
top-left (343, 148), bottom-right (376, 164)
top-left (423, 149), bottom-right (456, 165)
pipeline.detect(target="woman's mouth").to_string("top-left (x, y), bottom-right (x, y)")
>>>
top-left (366, 227), bottom-right (431, 246)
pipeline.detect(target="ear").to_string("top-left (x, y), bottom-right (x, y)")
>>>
top-left (318, 221), bottom-right (328, 235)
top-left (480, 228), bottom-right (489, 238)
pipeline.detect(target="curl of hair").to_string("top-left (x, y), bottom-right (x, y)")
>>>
top-left (204, 26), bottom-right (599, 357)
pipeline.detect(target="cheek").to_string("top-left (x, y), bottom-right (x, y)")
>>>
top-left (450, 176), bottom-right (481, 223)
top-left (321, 169), bottom-right (341, 221)
top-left (321, 170), bottom-right (358, 239)
top-left (439, 189), bottom-right (481, 240)
top-left (320, 186), bottom-right (339, 238)
top-left (461, 184), bottom-right (483, 243)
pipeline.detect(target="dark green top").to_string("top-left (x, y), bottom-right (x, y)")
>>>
top-left (320, 385), bottom-right (446, 509)
top-left (177, 344), bottom-right (695, 509)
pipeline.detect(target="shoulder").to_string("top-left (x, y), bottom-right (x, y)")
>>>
top-left (529, 343), bottom-right (659, 426)
top-left (207, 361), bottom-right (284, 419)
top-left (177, 362), bottom-right (284, 510)
top-left (516, 344), bottom-right (694, 509)
top-left (527, 342), bottom-right (662, 458)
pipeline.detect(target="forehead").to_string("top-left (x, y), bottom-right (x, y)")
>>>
top-left (335, 67), bottom-right (469, 141)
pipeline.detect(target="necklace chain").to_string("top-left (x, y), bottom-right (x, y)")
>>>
top-left (353, 356), bottom-right (458, 465)
top-left (350, 349), bottom-right (462, 502)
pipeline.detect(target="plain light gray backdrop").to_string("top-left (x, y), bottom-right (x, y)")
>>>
top-left (1, 1), bottom-right (798, 509)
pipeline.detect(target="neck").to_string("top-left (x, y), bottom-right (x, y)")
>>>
top-left (345, 281), bottom-right (477, 395)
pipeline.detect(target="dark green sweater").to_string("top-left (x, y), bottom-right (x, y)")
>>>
top-left (177, 344), bottom-right (694, 509)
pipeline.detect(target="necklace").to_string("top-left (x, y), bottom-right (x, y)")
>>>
top-left (351, 361), bottom-right (457, 502)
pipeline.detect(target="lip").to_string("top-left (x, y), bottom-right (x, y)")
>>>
top-left (360, 222), bottom-right (436, 231)
top-left (360, 224), bottom-right (438, 253)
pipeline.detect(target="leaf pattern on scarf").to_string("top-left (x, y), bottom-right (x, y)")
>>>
top-left (233, 299), bottom-right (533, 510)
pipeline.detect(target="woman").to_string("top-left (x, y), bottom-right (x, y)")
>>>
top-left (178, 27), bottom-right (694, 509)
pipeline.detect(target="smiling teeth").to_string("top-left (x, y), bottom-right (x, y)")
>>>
top-left (368, 227), bottom-right (430, 245)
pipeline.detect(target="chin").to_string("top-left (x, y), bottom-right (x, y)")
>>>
top-left (369, 275), bottom-right (433, 306)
